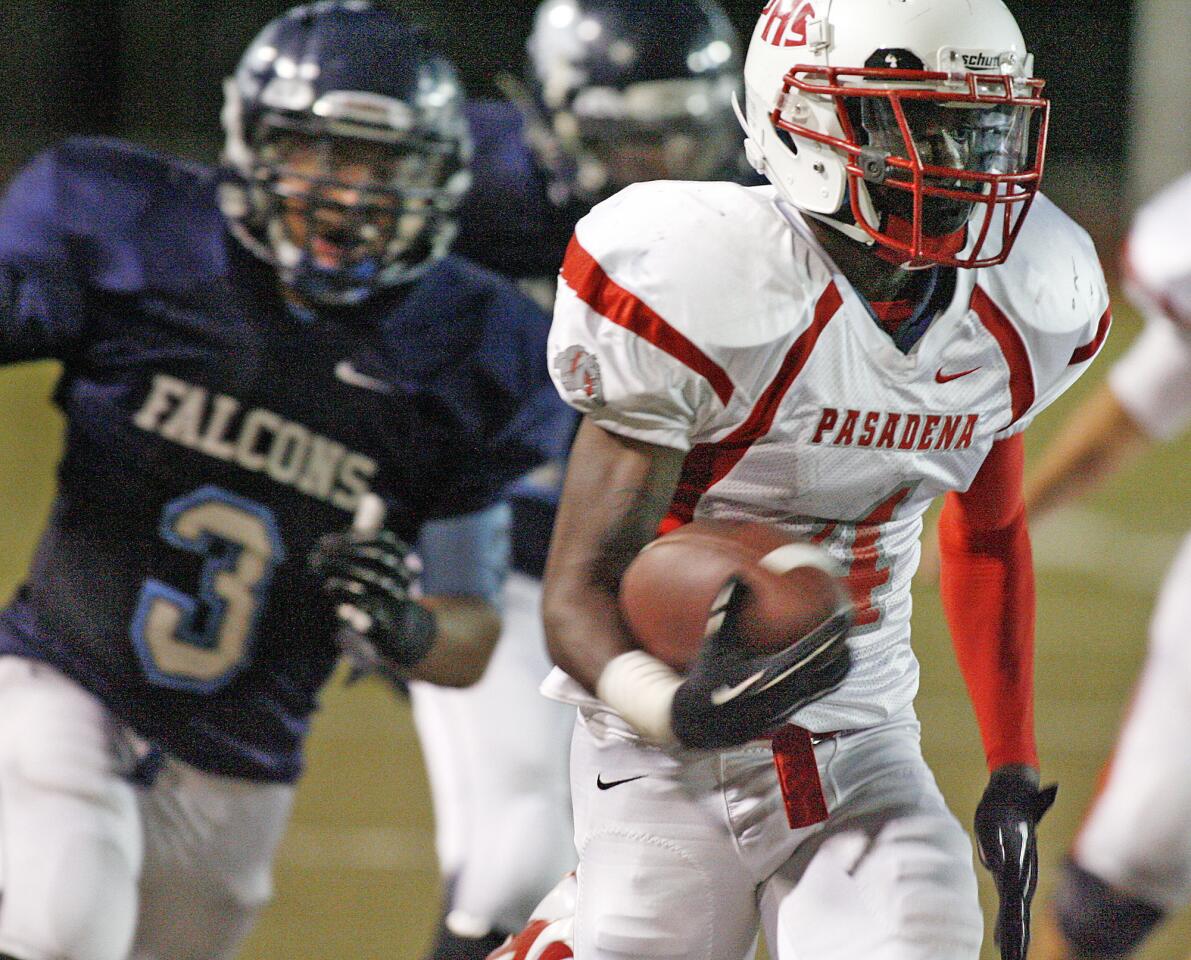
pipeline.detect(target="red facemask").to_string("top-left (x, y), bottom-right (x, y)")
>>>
top-left (775, 64), bottom-right (1049, 268)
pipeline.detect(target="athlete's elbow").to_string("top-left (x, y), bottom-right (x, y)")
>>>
top-left (541, 565), bottom-right (600, 672)
top-left (541, 577), bottom-right (572, 669)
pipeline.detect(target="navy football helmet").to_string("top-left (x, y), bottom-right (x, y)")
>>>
top-left (221, 1), bottom-right (472, 306)
top-left (525, 0), bottom-right (743, 204)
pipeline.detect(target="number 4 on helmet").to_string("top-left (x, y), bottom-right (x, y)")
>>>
top-left (485, 874), bottom-right (576, 960)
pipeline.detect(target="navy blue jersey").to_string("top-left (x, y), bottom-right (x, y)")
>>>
top-left (0, 137), bottom-right (571, 782)
top-left (507, 466), bottom-right (563, 580)
top-left (455, 101), bottom-right (588, 282)
top-left (456, 101), bottom-right (581, 577)
top-left (457, 98), bottom-right (764, 284)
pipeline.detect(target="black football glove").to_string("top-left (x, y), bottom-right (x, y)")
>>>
top-left (308, 527), bottom-right (436, 674)
top-left (974, 765), bottom-right (1059, 960)
top-left (670, 577), bottom-right (852, 750)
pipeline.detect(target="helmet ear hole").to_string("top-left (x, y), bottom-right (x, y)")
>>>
top-left (774, 126), bottom-right (799, 158)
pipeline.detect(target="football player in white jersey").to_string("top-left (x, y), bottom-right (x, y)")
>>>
top-left (515, 1), bottom-right (1114, 959)
top-left (1026, 173), bottom-right (1191, 960)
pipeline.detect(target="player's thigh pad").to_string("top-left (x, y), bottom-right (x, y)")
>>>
top-left (131, 760), bottom-right (294, 960)
top-left (411, 572), bottom-right (576, 934)
top-left (762, 715), bottom-right (982, 960)
top-left (569, 712), bottom-right (761, 960)
top-left (1073, 534), bottom-right (1191, 909)
top-left (0, 657), bottom-right (142, 960)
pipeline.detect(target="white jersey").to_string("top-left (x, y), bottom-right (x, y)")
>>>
top-left (1065, 177), bottom-right (1191, 913)
top-left (1112, 173), bottom-right (1191, 440)
top-left (544, 181), bottom-right (1110, 733)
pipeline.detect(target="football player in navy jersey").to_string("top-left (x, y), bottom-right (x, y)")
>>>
top-left (0, 4), bottom-right (570, 960)
top-left (412, 2), bottom-right (748, 957)
top-left (455, 0), bottom-right (746, 302)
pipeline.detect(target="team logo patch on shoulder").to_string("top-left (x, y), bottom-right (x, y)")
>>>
top-left (555, 345), bottom-right (605, 407)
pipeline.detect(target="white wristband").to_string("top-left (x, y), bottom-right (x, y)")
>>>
top-left (596, 651), bottom-right (684, 746)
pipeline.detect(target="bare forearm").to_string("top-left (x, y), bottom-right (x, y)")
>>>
top-left (407, 595), bottom-right (501, 686)
top-left (544, 481), bottom-right (675, 689)
top-left (542, 420), bottom-right (686, 693)
top-left (1024, 383), bottom-right (1151, 521)
top-left (542, 570), bottom-right (633, 693)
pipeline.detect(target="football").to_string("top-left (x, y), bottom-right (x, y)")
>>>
top-left (618, 520), bottom-right (852, 672)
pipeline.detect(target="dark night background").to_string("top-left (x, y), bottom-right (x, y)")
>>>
top-left (0, 1), bottom-right (1128, 162)
top-left (0, 1), bottom-right (1135, 261)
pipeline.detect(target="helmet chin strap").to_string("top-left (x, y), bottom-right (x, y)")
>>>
top-left (733, 90), bottom-right (944, 270)
top-left (816, 177), bottom-right (885, 247)
top-left (879, 212), bottom-right (968, 270)
top-left (801, 208), bottom-right (877, 247)
top-left (806, 195), bottom-right (964, 272)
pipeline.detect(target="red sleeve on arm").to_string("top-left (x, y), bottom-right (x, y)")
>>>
top-left (938, 433), bottom-right (1038, 770)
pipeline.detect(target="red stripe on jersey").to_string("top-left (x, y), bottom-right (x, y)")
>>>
top-left (970, 286), bottom-right (1035, 428)
top-left (666, 282), bottom-right (844, 524)
top-left (561, 235), bottom-right (735, 406)
top-left (1069, 306), bottom-right (1112, 364)
top-left (488, 919), bottom-right (573, 960)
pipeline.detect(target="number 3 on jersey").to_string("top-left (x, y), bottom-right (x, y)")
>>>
top-left (131, 486), bottom-right (285, 693)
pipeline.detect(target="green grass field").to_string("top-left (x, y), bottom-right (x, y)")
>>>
top-left (0, 299), bottom-right (1186, 959)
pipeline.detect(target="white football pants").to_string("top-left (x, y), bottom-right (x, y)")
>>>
top-left (1072, 531), bottom-right (1191, 909)
top-left (569, 704), bottom-right (983, 960)
top-left (0, 657), bottom-right (293, 960)
top-left (411, 572), bottom-right (577, 936)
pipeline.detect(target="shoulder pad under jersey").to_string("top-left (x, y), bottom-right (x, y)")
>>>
top-left (548, 180), bottom-right (826, 449)
top-left (0, 136), bottom-right (223, 293)
top-left (978, 193), bottom-right (1112, 436)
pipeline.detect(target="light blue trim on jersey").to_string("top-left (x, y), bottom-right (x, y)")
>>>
top-left (416, 502), bottom-right (511, 607)
top-left (130, 485), bottom-right (285, 695)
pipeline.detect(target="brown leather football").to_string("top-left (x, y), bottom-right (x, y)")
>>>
top-left (619, 520), bottom-right (852, 672)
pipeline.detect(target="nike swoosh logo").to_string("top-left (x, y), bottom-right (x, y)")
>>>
top-left (935, 366), bottom-right (981, 384)
top-left (596, 774), bottom-right (647, 790)
top-left (756, 633), bottom-right (840, 694)
top-left (335, 360), bottom-right (394, 395)
top-left (710, 669), bottom-right (765, 706)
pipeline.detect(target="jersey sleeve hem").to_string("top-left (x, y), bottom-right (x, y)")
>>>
top-left (577, 415), bottom-right (695, 453)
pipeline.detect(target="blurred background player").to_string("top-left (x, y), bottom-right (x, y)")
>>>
top-left (410, 2), bottom-right (748, 956)
top-left (1025, 173), bottom-right (1191, 960)
top-left (533, 0), bottom-right (1112, 957)
top-left (0, 4), bottom-right (570, 960)
top-left (455, 0), bottom-right (746, 305)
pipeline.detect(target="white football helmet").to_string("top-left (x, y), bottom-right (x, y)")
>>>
top-left (741, 0), bottom-right (1048, 268)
